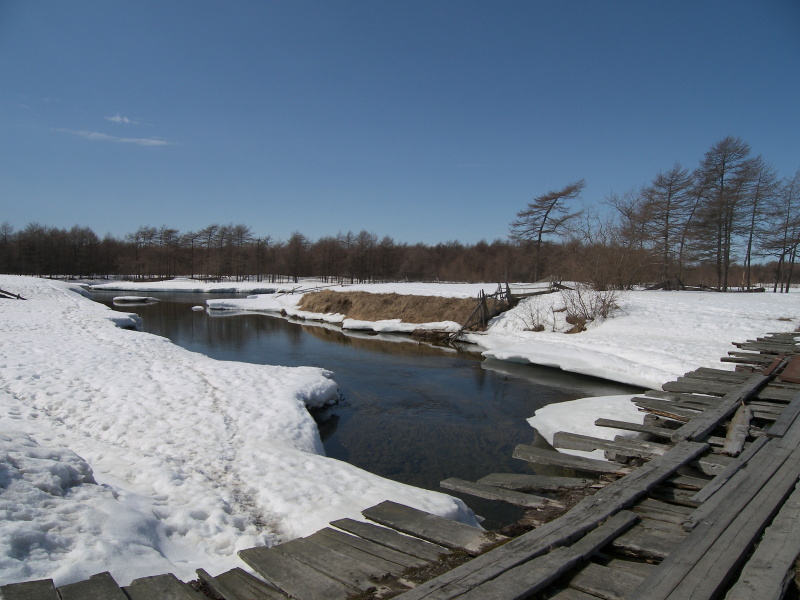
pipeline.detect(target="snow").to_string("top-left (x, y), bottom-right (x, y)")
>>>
top-left (0, 276), bottom-right (477, 587)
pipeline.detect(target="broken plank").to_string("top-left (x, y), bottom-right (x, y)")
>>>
top-left (239, 546), bottom-right (352, 600)
top-left (725, 480), bottom-right (800, 600)
top-left (330, 518), bottom-right (448, 563)
top-left (57, 572), bottom-right (127, 600)
top-left (196, 567), bottom-right (288, 600)
top-left (689, 437), bottom-right (770, 507)
top-left (613, 521), bottom-right (687, 561)
top-left (317, 526), bottom-right (428, 570)
top-left (513, 444), bottom-right (631, 476)
top-left (362, 501), bottom-right (506, 556)
top-left (477, 473), bottom-right (596, 492)
top-left (440, 478), bottom-right (562, 509)
top-left (397, 440), bottom-right (708, 600)
top-left (456, 511), bottom-right (640, 600)
top-left (123, 574), bottom-right (203, 600)
top-left (0, 580), bottom-right (59, 600)
top-left (722, 403), bottom-right (752, 456)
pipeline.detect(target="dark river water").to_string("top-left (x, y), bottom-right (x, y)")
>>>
top-left (94, 290), bottom-right (636, 528)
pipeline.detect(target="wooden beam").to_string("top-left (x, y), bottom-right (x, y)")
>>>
top-left (477, 473), bottom-right (595, 492)
top-left (767, 393), bottom-right (800, 438)
top-left (57, 572), bottom-right (128, 600)
top-left (361, 501), bottom-right (507, 556)
top-left (123, 574), bottom-right (203, 600)
top-left (330, 518), bottom-right (448, 563)
top-left (440, 478), bottom-right (563, 509)
top-left (722, 403), bottom-right (752, 456)
top-left (512, 445), bottom-right (631, 476)
top-left (196, 568), bottom-right (288, 600)
top-left (0, 580), bottom-right (59, 600)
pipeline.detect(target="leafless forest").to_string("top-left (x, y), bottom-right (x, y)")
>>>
top-left (3, 138), bottom-right (798, 291)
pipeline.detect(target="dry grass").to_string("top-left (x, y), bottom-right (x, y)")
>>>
top-left (298, 290), bottom-right (477, 325)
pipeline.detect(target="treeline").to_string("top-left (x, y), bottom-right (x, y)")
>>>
top-left (1, 137), bottom-right (797, 291)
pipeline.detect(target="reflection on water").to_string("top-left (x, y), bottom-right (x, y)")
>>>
top-left (94, 290), bottom-right (637, 528)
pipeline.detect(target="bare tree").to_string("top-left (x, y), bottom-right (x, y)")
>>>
top-left (510, 179), bottom-right (585, 281)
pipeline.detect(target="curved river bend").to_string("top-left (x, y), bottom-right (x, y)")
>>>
top-left (96, 291), bottom-right (636, 528)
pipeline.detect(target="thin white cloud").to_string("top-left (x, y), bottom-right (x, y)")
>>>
top-left (56, 128), bottom-right (173, 146)
top-left (105, 114), bottom-right (137, 125)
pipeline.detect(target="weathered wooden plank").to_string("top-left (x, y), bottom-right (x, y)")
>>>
top-left (0, 579), bottom-right (59, 600)
top-left (664, 473), bottom-right (709, 490)
top-left (612, 522), bottom-right (686, 560)
top-left (440, 478), bottom-right (562, 509)
top-left (238, 546), bottom-right (352, 600)
top-left (596, 557), bottom-right (657, 579)
top-left (552, 431), bottom-right (669, 461)
top-left (779, 354), bottom-right (800, 383)
top-left (272, 537), bottom-right (377, 592)
top-left (317, 526), bottom-right (428, 570)
top-left (648, 487), bottom-right (701, 508)
top-left (690, 452), bottom-right (733, 476)
top-left (568, 561), bottom-right (645, 599)
top-left (671, 374), bottom-right (770, 442)
top-left (663, 379), bottom-right (730, 396)
top-left (689, 436), bottom-right (770, 507)
top-left (362, 501), bottom-right (506, 556)
top-left (396, 440), bottom-right (708, 600)
top-left (722, 403), bottom-right (752, 455)
top-left (456, 511), bottom-right (640, 600)
top-left (725, 480), bottom-right (800, 600)
top-left (767, 392), bottom-right (800, 438)
top-left (632, 398), bottom-right (698, 421)
top-left (57, 572), bottom-right (127, 600)
top-left (512, 444), bottom-right (631, 476)
top-left (547, 588), bottom-right (598, 599)
top-left (307, 529), bottom-right (409, 576)
top-left (594, 418), bottom-right (675, 439)
top-left (629, 427), bottom-right (800, 599)
top-left (123, 574), bottom-right (203, 600)
top-left (197, 567), bottom-right (288, 600)
top-left (477, 473), bottom-right (595, 492)
top-left (330, 518), bottom-right (448, 562)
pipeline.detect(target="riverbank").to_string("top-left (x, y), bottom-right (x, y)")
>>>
top-left (0, 276), bottom-right (476, 587)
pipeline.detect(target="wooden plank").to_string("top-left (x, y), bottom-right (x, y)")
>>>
top-left (456, 511), bottom-right (640, 600)
top-left (664, 473), bottom-right (709, 490)
top-left (0, 580), bottom-right (59, 600)
top-left (123, 574), bottom-right (203, 600)
top-left (362, 501), bottom-right (506, 556)
top-left (779, 355), bottom-right (800, 383)
top-left (477, 473), bottom-right (595, 492)
top-left (725, 480), bottom-right (800, 600)
top-left (568, 561), bottom-right (645, 599)
top-left (632, 398), bottom-right (698, 421)
top-left (595, 418), bottom-right (675, 439)
top-left (330, 518), bottom-right (448, 562)
top-left (612, 522), bottom-right (686, 560)
top-left (596, 557), bottom-right (657, 579)
top-left (689, 436), bottom-right (769, 507)
top-left (628, 426), bottom-right (800, 599)
top-left (307, 529), bottom-right (408, 576)
top-left (512, 445), bottom-right (631, 476)
top-left (767, 392), bottom-right (800, 438)
top-left (671, 374), bottom-right (770, 442)
top-left (272, 537), bottom-right (377, 592)
top-left (552, 431), bottom-right (669, 460)
top-left (396, 440), bottom-right (708, 600)
top-left (57, 572), bottom-right (127, 600)
top-left (548, 587), bottom-right (598, 600)
top-left (238, 546), bottom-right (353, 600)
top-left (196, 567), bottom-right (288, 600)
top-left (722, 403), bottom-right (752, 455)
top-left (317, 526), bottom-right (428, 570)
top-left (440, 478), bottom-right (563, 509)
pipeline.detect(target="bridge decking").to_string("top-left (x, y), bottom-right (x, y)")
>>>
top-left (2, 331), bottom-right (799, 599)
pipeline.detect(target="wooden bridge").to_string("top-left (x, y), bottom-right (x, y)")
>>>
top-left (2, 331), bottom-right (800, 599)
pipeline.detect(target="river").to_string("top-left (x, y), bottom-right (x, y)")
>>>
top-left (94, 291), bottom-right (637, 528)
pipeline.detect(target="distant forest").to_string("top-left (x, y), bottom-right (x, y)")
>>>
top-left (2, 137), bottom-right (798, 292)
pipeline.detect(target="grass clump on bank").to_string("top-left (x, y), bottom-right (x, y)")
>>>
top-left (298, 290), bottom-right (477, 325)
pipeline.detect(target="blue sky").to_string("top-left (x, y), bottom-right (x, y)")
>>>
top-left (1, 1), bottom-right (798, 244)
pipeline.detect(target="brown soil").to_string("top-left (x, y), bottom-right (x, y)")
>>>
top-left (297, 290), bottom-right (477, 325)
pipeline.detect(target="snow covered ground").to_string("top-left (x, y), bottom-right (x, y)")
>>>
top-left (0, 276), bottom-right (476, 587)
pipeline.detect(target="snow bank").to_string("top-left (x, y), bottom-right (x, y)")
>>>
top-left (0, 276), bottom-right (476, 587)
